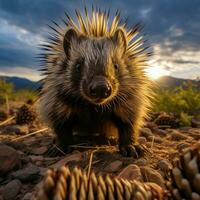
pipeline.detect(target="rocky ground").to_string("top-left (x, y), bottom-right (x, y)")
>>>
top-left (0, 102), bottom-right (200, 200)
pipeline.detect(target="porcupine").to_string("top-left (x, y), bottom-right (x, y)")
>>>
top-left (38, 8), bottom-right (153, 157)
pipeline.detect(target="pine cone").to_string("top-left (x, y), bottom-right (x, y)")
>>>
top-left (154, 113), bottom-right (179, 128)
top-left (16, 104), bottom-right (37, 124)
top-left (33, 166), bottom-right (166, 200)
top-left (0, 110), bottom-right (8, 121)
top-left (168, 143), bottom-right (200, 200)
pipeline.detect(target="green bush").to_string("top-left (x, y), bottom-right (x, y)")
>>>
top-left (153, 82), bottom-right (200, 115)
top-left (0, 80), bottom-right (38, 104)
top-left (11, 90), bottom-right (38, 102)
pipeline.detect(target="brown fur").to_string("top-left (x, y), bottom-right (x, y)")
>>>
top-left (38, 8), bottom-right (153, 156)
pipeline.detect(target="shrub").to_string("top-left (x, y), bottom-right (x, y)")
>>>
top-left (153, 82), bottom-right (200, 115)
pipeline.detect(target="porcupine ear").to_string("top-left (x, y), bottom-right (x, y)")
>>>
top-left (63, 28), bottom-right (79, 58)
top-left (111, 28), bottom-right (127, 55)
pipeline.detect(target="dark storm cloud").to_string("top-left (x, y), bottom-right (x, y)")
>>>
top-left (0, 0), bottom-right (199, 79)
top-left (0, 32), bottom-right (36, 67)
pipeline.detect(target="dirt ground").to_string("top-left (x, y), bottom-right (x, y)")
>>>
top-left (0, 102), bottom-right (199, 199)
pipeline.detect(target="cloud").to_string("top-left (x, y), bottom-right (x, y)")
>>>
top-left (152, 41), bottom-right (200, 79)
top-left (0, 0), bottom-right (199, 80)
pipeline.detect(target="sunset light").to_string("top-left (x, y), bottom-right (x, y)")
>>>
top-left (145, 66), bottom-right (170, 79)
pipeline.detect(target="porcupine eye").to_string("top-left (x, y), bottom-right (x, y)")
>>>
top-left (75, 58), bottom-right (84, 72)
top-left (75, 62), bottom-right (81, 72)
top-left (114, 63), bottom-right (119, 71)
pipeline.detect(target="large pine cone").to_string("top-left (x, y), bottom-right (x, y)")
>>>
top-left (33, 166), bottom-right (165, 200)
top-left (16, 104), bottom-right (37, 124)
top-left (168, 143), bottom-right (200, 200)
top-left (154, 112), bottom-right (180, 128)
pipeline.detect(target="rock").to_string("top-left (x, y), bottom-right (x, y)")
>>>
top-left (177, 143), bottom-right (190, 152)
top-left (191, 119), bottom-right (200, 128)
top-left (31, 146), bottom-right (48, 155)
top-left (3, 125), bottom-right (28, 135)
top-left (140, 128), bottom-right (153, 138)
top-left (20, 153), bottom-right (31, 164)
top-left (12, 165), bottom-right (40, 182)
top-left (105, 160), bottom-right (123, 172)
top-left (30, 155), bottom-right (44, 162)
top-left (118, 164), bottom-right (143, 182)
top-left (0, 110), bottom-right (8, 121)
top-left (0, 187), bottom-right (4, 195)
top-left (147, 136), bottom-right (163, 143)
top-left (157, 159), bottom-right (172, 172)
top-left (50, 152), bottom-right (82, 169)
top-left (138, 137), bottom-right (147, 144)
top-left (2, 179), bottom-right (22, 200)
top-left (39, 167), bottom-right (48, 176)
top-left (135, 159), bottom-right (147, 166)
top-left (40, 136), bottom-right (54, 146)
top-left (3, 141), bottom-right (27, 151)
top-left (0, 144), bottom-right (21, 175)
top-left (22, 193), bottom-right (32, 200)
top-left (168, 130), bottom-right (188, 141)
top-left (144, 122), bottom-right (157, 130)
top-left (153, 129), bottom-right (168, 137)
top-left (140, 166), bottom-right (165, 188)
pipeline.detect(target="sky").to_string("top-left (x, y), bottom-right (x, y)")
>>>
top-left (0, 0), bottom-right (200, 81)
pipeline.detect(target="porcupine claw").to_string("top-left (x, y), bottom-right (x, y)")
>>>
top-left (120, 144), bottom-right (146, 158)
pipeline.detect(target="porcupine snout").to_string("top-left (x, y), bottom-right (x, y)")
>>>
top-left (88, 76), bottom-right (112, 99)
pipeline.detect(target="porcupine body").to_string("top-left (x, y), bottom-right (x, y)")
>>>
top-left (39, 8), bottom-right (153, 157)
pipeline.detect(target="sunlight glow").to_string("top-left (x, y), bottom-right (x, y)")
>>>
top-left (145, 66), bottom-right (170, 79)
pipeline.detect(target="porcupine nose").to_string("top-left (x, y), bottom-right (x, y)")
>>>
top-left (89, 77), bottom-right (111, 99)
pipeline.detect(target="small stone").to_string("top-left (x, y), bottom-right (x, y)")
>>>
top-left (31, 146), bottom-right (48, 155)
top-left (168, 130), bottom-right (188, 141)
top-left (153, 128), bottom-right (167, 137)
top-left (140, 166), bottom-right (165, 188)
top-left (105, 160), bottom-right (123, 172)
top-left (50, 152), bottom-right (82, 168)
top-left (3, 125), bottom-right (28, 135)
top-left (157, 159), bottom-right (172, 172)
top-left (30, 155), bottom-right (44, 162)
top-left (0, 144), bottom-right (21, 175)
top-left (138, 137), bottom-right (147, 144)
top-left (140, 128), bottom-right (153, 138)
top-left (177, 143), bottom-right (190, 152)
top-left (0, 110), bottom-right (8, 121)
top-left (20, 153), bottom-right (31, 164)
top-left (3, 179), bottom-right (22, 200)
top-left (3, 140), bottom-right (27, 151)
top-left (191, 119), bottom-right (200, 128)
top-left (39, 167), bottom-right (48, 176)
top-left (145, 122), bottom-right (157, 130)
top-left (40, 136), bottom-right (54, 146)
top-left (147, 136), bottom-right (163, 143)
top-left (22, 193), bottom-right (32, 200)
top-left (12, 165), bottom-right (40, 182)
top-left (118, 164), bottom-right (143, 182)
top-left (135, 159), bottom-right (147, 166)
top-left (0, 187), bottom-right (4, 195)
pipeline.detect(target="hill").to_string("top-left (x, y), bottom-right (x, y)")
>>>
top-left (155, 76), bottom-right (200, 90)
top-left (0, 76), bottom-right (40, 90)
top-left (0, 75), bottom-right (199, 91)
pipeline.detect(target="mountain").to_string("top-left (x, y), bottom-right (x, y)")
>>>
top-left (0, 76), bottom-right (40, 90)
top-left (155, 76), bottom-right (200, 90)
top-left (0, 75), bottom-right (199, 91)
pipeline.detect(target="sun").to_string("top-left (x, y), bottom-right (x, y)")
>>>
top-left (145, 66), bottom-right (170, 79)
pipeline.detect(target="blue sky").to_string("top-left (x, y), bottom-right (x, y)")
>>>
top-left (0, 0), bottom-right (200, 81)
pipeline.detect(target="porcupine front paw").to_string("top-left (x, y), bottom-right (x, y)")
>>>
top-left (119, 143), bottom-right (145, 157)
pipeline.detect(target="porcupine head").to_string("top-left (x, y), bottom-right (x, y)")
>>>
top-left (39, 9), bottom-right (152, 156)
